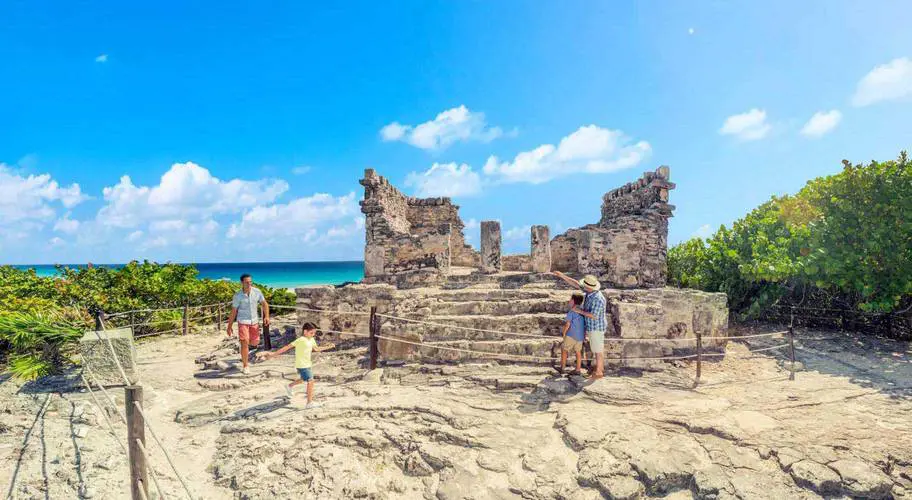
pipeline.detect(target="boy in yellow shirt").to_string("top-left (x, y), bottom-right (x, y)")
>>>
top-left (260, 322), bottom-right (335, 408)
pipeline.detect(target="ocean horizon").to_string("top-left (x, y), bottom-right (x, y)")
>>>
top-left (9, 261), bottom-right (365, 288)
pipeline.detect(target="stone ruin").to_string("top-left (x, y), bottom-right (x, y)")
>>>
top-left (298, 166), bottom-right (727, 368)
top-left (360, 168), bottom-right (478, 288)
top-left (359, 166), bottom-right (675, 288)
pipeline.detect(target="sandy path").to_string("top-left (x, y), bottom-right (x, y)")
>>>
top-left (1, 322), bottom-right (910, 499)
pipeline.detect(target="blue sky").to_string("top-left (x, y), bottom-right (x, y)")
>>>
top-left (2, 1), bottom-right (911, 264)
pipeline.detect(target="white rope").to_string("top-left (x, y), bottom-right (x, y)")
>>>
top-left (704, 330), bottom-right (788, 340)
top-left (80, 374), bottom-right (128, 457)
top-left (92, 322), bottom-right (133, 386)
top-left (745, 343), bottom-right (789, 353)
top-left (378, 312), bottom-right (790, 343)
top-left (132, 402), bottom-right (194, 500)
top-left (135, 438), bottom-right (167, 500)
top-left (82, 366), bottom-right (128, 424)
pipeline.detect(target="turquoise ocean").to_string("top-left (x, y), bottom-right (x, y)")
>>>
top-left (12, 261), bottom-right (364, 288)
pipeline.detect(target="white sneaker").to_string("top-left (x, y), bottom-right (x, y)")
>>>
top-left (305, 402), bottom-right (323, 410)
top-left (241, 366), bottom-right (250, 375)
top-left (285, 385), bottom-right (294, 398)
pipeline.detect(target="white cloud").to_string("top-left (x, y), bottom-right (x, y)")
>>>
top-left (404, 163), bottom-right (482, 198)
top-left (227, 192), bottom-right (359, 242)
top-left (380, 105), bottom-right (505, 151)
top-left (852, 57), bottom-right (912, 107)
top-left (482, 125), bottom-right (651, 184)
top-left (379, 122), bottom-right (409, 141)
top-left (95, 54), bottom-right (108, 63)
top-left (504, 225), bottom-right (531, 241)
top-left (53, 213), bottom-right (81, 234)
top-left (719, 109), bottom-right (771, 141)
top-left (139, 219), bottom-right (219, 248)
top-left (692, 224), bottom-right (713, 239)
top-left (292, 166), bottom-right (312, 175)
top-left (97, 162), bottom-right (288, 228)
top-left (0, 163), bottom-right (88, 226)
top-left (800, 110), bottom-right (842, 138)
top-left (48, 237), bottom-right (64, 247)
top-left (688, 28), bottom-right (695, 35)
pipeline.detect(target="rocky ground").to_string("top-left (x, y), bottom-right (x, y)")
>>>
top-left (1, 321), bottom-right (911, 499)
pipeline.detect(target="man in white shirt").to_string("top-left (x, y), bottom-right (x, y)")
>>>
top-left (226, 273), bottom-right (270, 374)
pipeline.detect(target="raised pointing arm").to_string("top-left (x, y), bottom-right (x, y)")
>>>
top-left (550, 271), bottom-right (581, 290)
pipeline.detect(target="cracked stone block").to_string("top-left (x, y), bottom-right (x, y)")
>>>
top-left (79, 328), bottom-right (138, 386)
top-left (481, 221), bottom-right (502, 274)
top-left (531, 225), bottom-right (551, 273)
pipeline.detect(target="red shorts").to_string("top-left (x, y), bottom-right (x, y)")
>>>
top-left (238, 324), bottom-right (260, 345)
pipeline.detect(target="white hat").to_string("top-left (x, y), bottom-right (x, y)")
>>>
top-left (580, 275), bottom-right (601, 291)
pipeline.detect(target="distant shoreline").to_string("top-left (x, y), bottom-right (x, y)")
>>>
top-left (7, 261), bottom-right (365, 289)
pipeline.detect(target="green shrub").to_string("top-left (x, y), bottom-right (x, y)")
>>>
top-left (668, 151), bottom-right (911, 332)
top-left (0, 261), bottom-right (298, 376)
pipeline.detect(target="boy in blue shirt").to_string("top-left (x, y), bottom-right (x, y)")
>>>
top-left (559, 294), bottom-right (587, 375)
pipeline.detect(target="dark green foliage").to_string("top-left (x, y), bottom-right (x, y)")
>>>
top-left (0, 261), bottom-right (297, 378)
top-left (668, 152), bottom-right (911, 335)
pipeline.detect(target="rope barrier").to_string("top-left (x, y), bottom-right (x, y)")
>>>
top-left (80, 374), bottom-right (128, 457)
top-left (105, 303), bottom-right (224, 319)
top-left (746, 343), bottom-right (789, 353)
top-left (94, 328), bottom-right (134, 386)
top-left (135, 438), bottom-right (167, 500)
top-left (132, 402), bottom-right (194, 500)
top-left (82, 368), bottom-right (127, 423)
top-left (88, 322), bottom-right (193, 499)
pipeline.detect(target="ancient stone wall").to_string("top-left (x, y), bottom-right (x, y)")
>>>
top-left (406, 198), bottom-right (478, 267)
top-left (361, 169), bottom-right (479, 287)
top-left (502, 254), bottom-right (532, 272)
top-left (550, 166), bottom-right (675, 288)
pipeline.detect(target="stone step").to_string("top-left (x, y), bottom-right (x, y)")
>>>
top-left (428, 289), bottom-right (558, 302)
top-left (428, 298), bottom-right (568, 316)
top-left (416, 338), bottom-right (558, 364)
top-left (385, 313), bottom-right (566, 341)
top-left (442, 272), bottom-right (577, 291)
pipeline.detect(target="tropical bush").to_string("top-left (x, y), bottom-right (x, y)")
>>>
top-left (0, 311), bottom-right (84, 380)
top-left (0, 261), bottom-right (297, 379)
top-left (668, 151), bottom-right (911, 337)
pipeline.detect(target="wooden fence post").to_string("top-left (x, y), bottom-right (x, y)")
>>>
top-left (788, 308), bottom-right (796, 381)
top-left (125, 386), bottom-right (148, 500)
top-left (369, 306), bottom-right (379, 370)
top-left (217, 304), bottom-right (223, 332)
top-left (263, 314), bottom-right (272, 351)
top-left (94, 308), bottom-right (106, 331)
top-left (693, 328), bottom-right (702, 388)
top-left (182, 302), bottom-right (189, 335)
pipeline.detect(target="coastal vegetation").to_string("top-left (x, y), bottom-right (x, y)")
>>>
top-left (0, 261), bottom-right (295, 380)
top-left (668, 151), bottom-right (911, 337)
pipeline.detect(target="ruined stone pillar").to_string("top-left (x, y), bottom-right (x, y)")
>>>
top-left (480, 221), bottom-right (502, 273)
top-left (530, 225), bottom-right (551, 273)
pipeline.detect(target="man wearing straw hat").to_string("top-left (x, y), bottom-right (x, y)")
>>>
top-left (551, 271), bottom-right (607, 380)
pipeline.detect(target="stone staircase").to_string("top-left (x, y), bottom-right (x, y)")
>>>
top-left (380, 281), bottom-right (573, 364)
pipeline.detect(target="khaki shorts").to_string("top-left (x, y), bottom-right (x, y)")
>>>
top-left (562, 336), bottom-right (583, 353)
top-left (588, 330), bottom-right (606, 353)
